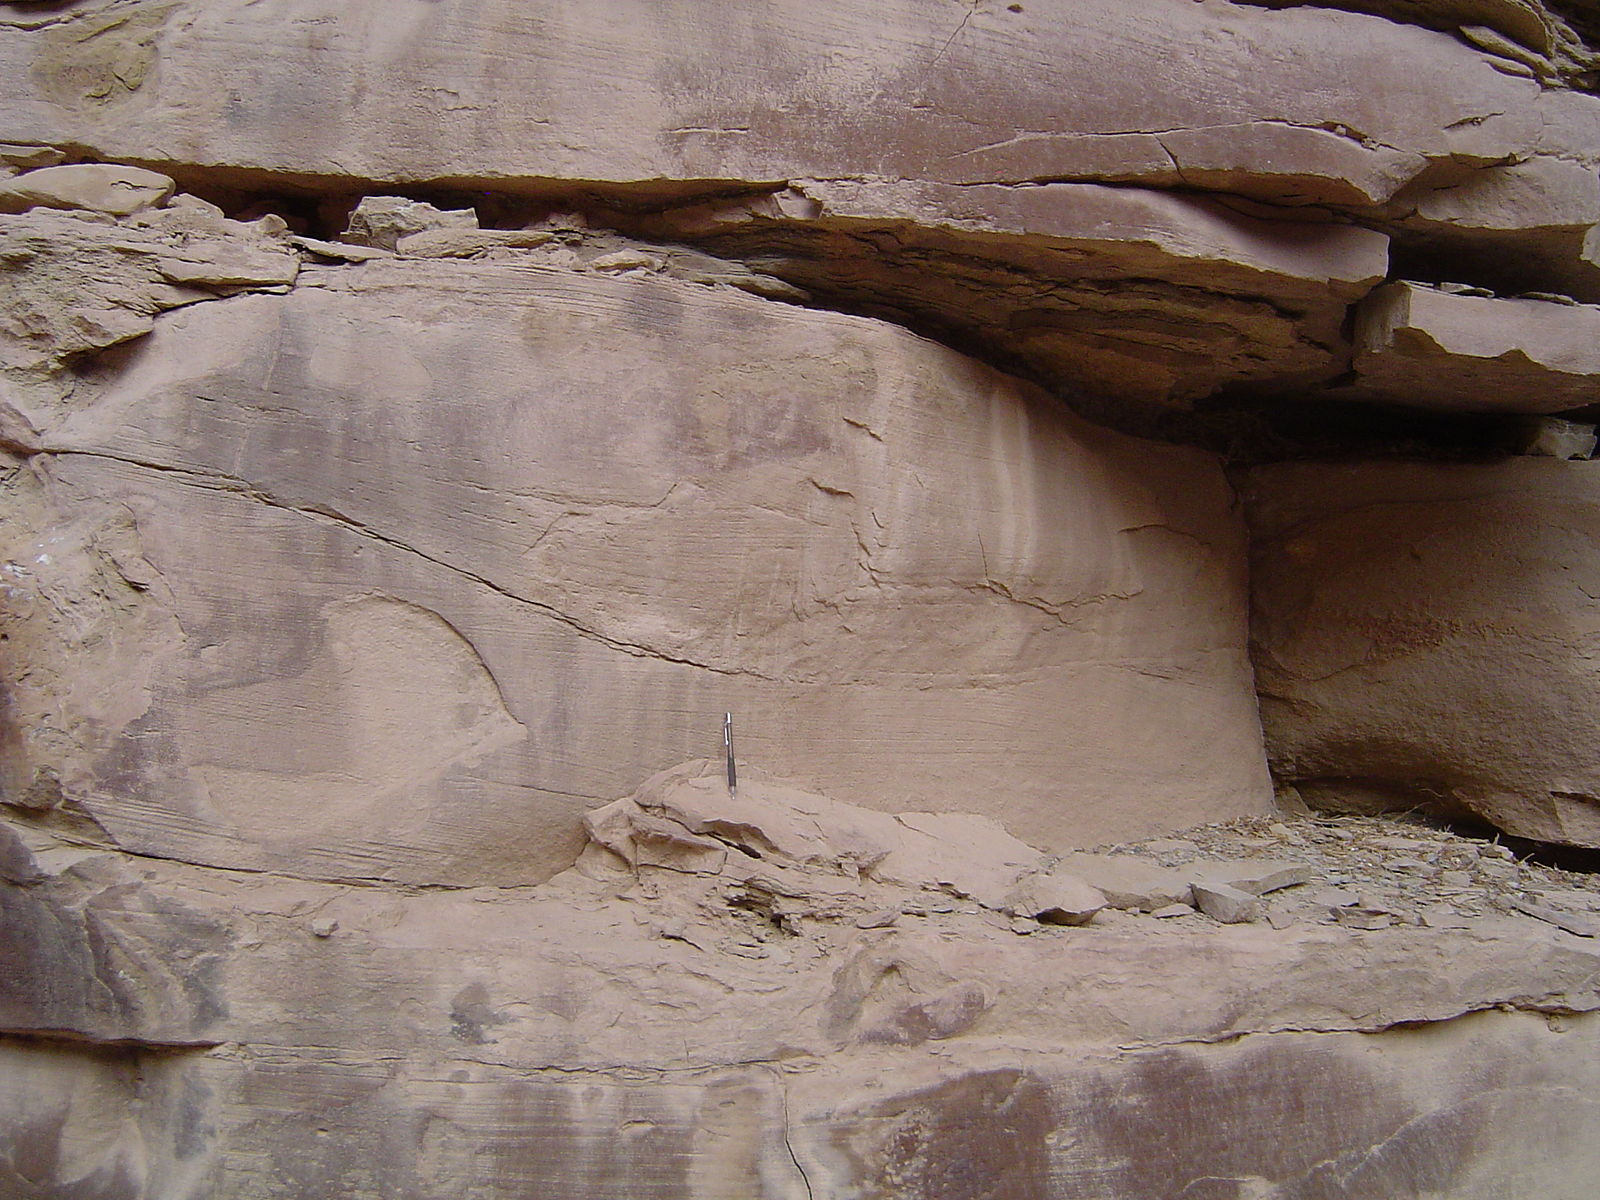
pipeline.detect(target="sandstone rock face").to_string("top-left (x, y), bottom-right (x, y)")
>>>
top-left (3, 0), bottom-right (1599, 420)
top-left (0, 225), bottom-right (1270, 886)
top-left (7, 0), bottom-right (1600, 1194)
top-left (636, 180), bottom-right (1390, 414)
top-left (5, 772), bottom-right (1600, 1198)
top-left (1248, 458), bottom-right (1600, 846)
top-left (3, 0), bottom-right (1589, 203)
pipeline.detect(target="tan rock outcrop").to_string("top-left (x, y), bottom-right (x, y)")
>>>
top-left (8, 0), bottom-right (1600, 1191)
top-left (1247, 457), bottom-right (1600, 846)
top-left (1, 250), bottom-right (1270, 885)
top-left (633, 179), bottom-right (1388, 411)
top-left (4, 0), bottom-right (1592, 207)
top-left (0, 204), bottom-right (298, 374)
top-left (3, 775), bottom-right (1600, 1197)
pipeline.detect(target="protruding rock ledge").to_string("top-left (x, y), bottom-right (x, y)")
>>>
top-left (635, 178), bottom-right (1389, 409)
top-left (1349, 281), bottom-right (1600, 412)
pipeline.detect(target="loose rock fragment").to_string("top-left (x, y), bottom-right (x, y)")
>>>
top-left (395, 228), bottom-right (554, 257)
top-left (1192, 881), bottom-right (1262, 924)
top-left (1335, 907), bottom-right (1395, 931)
top-left (1190, 859), bottom-right (1314, 896)
top-left (342, 196), bottom-right (478, 251)
top-left (0, 163), bottom-right (175, 216)
top-left (1054, 853), bottom-right (1195, 912)
top-left (1002, 872), bottom-right (1106, 926)
top-left (289, 234), bottom-right (392, 262)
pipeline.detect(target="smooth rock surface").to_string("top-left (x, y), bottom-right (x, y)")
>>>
top-left (0, 163), bottom-right (174, 216)
top-left (1247, 457), bottom-right (1600, 847)
top-left (0, 251), bottom-right (1270, 885)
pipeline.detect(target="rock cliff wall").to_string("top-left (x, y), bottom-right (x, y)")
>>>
top-left (5, 0), bottom-right (1600, 1196)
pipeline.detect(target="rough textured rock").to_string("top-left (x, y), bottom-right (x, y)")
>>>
top-left (341, 194), bottom-right (478, 251)
top-left (4, 0), bottom-right (1593, 204)
top-left (632, 179), bottom-right (1389, 414)
top-left (0, 204), bottom-right (298, 375)
top-left (1247, 458), bottom-right (1600, 846)
top-left (4, 779), bottom-right (1600, 1198)
top-left (3, 0), bottom-right (1600, 422)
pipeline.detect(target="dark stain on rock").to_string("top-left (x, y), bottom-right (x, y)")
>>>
top-left (448, 982), bottom-right (507, 1045)
top-left (0, 874), bottom-right (230, 1045)
top-left (829, 1067), bottom-right (1053, 1200)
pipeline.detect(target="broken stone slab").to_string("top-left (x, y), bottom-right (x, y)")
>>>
top-left (1312, 887), bottom-right (1362, 908)
top-left (1053, 853), bottom-right (1196, 912)
top-left (0, 143), bottom-right (64, 171)
top-left (1350, 282), bottom-right (1600, 412)
top-left (1189, 859), bottom-right (1315, 896)
top-left (1192, 881), bottom-right (1262, 924)
top-left (289, 234), bottom-right (393, 262)
top-left (582, 797), bottom-right (730, 875)
top-left (628, 762), bottom-right (903, 877)
top-left (0, 206), bottom-right (303, 374)
top-left (1335, 907), bottom-right (1397, 931)
top-left (342, 195), bottom-right (478, 251)
top-left (875, 812), bottom-right (1047, 910)
top-left (587, 247), bottom-right (663, 273)
top-left (0, 163), bottom-right (174, 216)
top-left (1001, 871), bottom-right (1107, 926)
top-left (1051, 852), bottom-right (1312, 913)
top-left (1510, 897), bottom-right (1600, 937)
top-left (394, 227), bottom-right (554, 257)
top-left (584, 763), bottom-right (1061, 914)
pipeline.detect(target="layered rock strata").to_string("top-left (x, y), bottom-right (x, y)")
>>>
top-left (5, 767), bottom-right (1600, 1198)
top-left (6, 0), bottom-right (1600, 1194)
